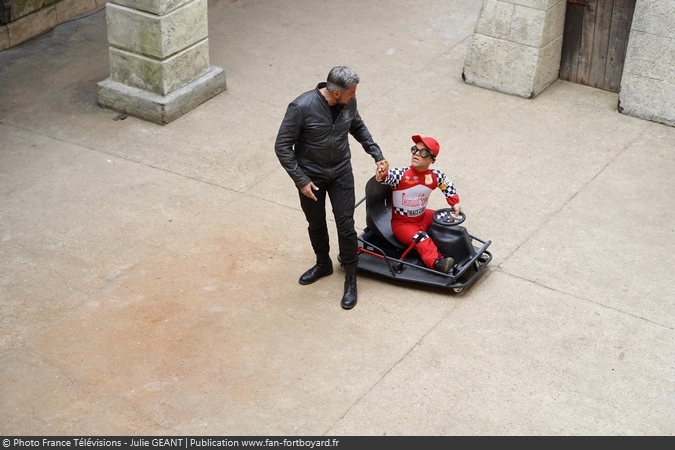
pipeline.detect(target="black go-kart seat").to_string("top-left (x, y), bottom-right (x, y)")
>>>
top-left (364, 176), bottom-right (407, 250)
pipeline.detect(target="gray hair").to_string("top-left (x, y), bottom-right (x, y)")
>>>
top-left (326, 66), bottom-right (360, 93)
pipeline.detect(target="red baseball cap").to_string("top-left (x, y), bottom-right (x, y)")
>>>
top-left (412, 135), bottom-right (440, 157)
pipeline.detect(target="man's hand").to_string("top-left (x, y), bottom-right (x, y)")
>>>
top-left (300, 182), bottom-right (319, 201)
top-left (375, 159), bottom-right (389, 181)
top-left (451, 202), bottom-right (462, 216)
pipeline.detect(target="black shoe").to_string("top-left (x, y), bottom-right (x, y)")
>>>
top-left (298, 260), bottom-right (333, 285)
top-left (434, 257), bottom-right (455, 274)
top-left (341, 274), bottom-right (357, 309)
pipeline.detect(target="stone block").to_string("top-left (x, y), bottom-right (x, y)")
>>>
top-left (111, 0), bottom-right (191, 16)
top-left (106, 0), bottom-right (207, 59)
top-left (56, 0), bottom-right (97, 23)
top-left (7, 4), bottom-right (57, 47)
top-left (540, 0), bottom-right (566, 47)
top-left (630, 0), bottom-right (675, 39)
top-left (617, 0), bottom-right (675, 128)
top-left (624, 32), bottom-right (675, 81)
top-left (508, 5), bottom-right (546, 47)
top-left (0, 26), bottom-right (9, 51)
top-left (463, 34), bottom-right (539, 98)
top-left (533, 34), bottom-right (563, 95)
top-left (475, 0), bottom-right (565, 47)
top-left (619, 71), bottom-right (675, 127)
top-left (474, 1), bottom-right (515, 40)
top-left (11, 0), bottom-right (59, 21)
top-left (109, 38), bottom-right (210, 96)
top-left (507, 0), bottom-right (563, 10)
top-left (98, 65), bottom-right (226, 125)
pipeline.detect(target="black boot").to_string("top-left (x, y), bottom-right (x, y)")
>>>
top-left (341, 264), bottom-right (357, 309)
top-left (299, 258), bottom-right (333, 285)
top-left (434, 256), bottom-right (455, 274)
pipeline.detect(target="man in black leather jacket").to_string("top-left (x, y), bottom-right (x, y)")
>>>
top-left (275, 66), bottom-right (387, 310)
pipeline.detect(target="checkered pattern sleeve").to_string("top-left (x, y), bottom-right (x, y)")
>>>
top-left (432, 168), bottom-right (460, 205)
top-left (381, 167), bottom-right (407, 189)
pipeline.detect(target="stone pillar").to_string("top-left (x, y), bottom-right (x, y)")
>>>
top-left (619, 0), bottom-right (675, 127)
top-left (97, 0), bottom-right (226, 125)
top-left (462, 0), bottom-right (566, 98)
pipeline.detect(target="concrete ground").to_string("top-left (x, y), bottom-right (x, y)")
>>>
top-left (1, 0), bottom-right (674, 436)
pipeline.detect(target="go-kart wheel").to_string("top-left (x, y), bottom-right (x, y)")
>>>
top-left (474, 252), bottom-right (490, 269)
top-left (432, 208), bottom-right (465, 227)
top-left (452, 287), bottom-right (463, 294)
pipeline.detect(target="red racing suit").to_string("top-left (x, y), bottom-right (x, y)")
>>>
top-left (379, 166), bottom-right (460, 269)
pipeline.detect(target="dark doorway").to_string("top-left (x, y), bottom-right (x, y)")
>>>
top-left (559, 0), bottom-right (637, 93)
top-left (1, 1), bottom-right (10, 25)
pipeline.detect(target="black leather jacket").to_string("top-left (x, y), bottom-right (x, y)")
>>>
top-left (275, 82), bottom-right (384, 188)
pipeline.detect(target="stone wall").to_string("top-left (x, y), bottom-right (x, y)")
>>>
top-left (462, 0), bottom-right (567, 98)
top-left (0, 0), bottom-right (108, 51)
top-left (619, 0), bottom-right (675, 127)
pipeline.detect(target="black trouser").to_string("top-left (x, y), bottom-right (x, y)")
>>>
top-left (298, 169), bottom-right (358, 268)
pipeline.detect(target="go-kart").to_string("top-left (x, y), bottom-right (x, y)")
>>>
top-left (354, 176), bottom-right (492, 293)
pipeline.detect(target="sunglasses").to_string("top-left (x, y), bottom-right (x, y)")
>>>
top-left (410, 146), bottom-right (434, 159)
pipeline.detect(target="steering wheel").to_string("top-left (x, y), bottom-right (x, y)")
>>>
top-left (432, 208), bottom-right (465, 227)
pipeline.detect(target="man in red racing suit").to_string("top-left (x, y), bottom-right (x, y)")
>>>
top-left (376, 135), bottom-right (461, 273)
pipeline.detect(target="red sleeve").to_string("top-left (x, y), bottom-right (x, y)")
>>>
top-left (446, 194), bottom-right (460, 206)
